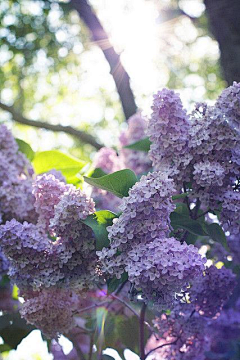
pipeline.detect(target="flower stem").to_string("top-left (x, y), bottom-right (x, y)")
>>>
top-left (139, 302), bottom-right (147, 360)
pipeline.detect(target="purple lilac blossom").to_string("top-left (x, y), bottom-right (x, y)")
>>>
top-left (147, 306), bottom-right (211, 360)
top-left (47, 169), bottom-right (66, 183)
top-left (190, 265), bottom-right (236, 317)
top-left (127, 237), bottom-right (206, 309)
top-left (97, 171), bottom-right (176, 279)
top-left (20, 287), bottom-right (78, 338)
top-left (98, 171), bottom-right (206, 309)
top-left (148, 89), bottom-right (191, 181)
top-left (33, 174), bottom-right (70, 232)
top-left (93, 147), bottom-right (123, 174)
top-left (0, 173), bottom-right (98, 292)
top-left (215, 81), bottom-right (240, 134)
top-left (0, 125), bottom-right (36, 223)
top-left (119, 112), bottom-right (152, 175)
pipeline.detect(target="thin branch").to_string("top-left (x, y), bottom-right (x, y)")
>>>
top-left (0, 101), bottom-right (103, 150)
top-left (69, 0), bottom-right (137, 120)
top-left (195, 209), bottom-right (210, 219)
top-left (110, 294), bottom-right (157, 339)
top-left (139, 302), bottom-right (147, 360)
top-left (74, 300), bottom-right (110, 316)
top-left (144, 337), bottom-right (179, 359)
top-left (193, 199), bottom-right (201, 220)
top-left (111, 294), bottom-right (139, 318)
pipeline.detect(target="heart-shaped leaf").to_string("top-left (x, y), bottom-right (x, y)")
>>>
top-left (84, 169), bottom-right (138, 198)
top-left (82, 210), bottom-right (117, 250)
top-left (124, 137), bottom-right (151, 152)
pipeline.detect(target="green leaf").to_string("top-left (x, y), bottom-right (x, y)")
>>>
top-left (170, 212), bottom-right (206, 236)
top-left (175, 203), bottom-right (190, 216)
top-left (12, 284), bottom-right (18, 300)
top-left (90, 167), bottom-right (107, 178)
top-left (116, 316), bottom-right (148, 353)
top-left (172, 193), bottom-right (190, 200)
top-left (204, 223), bottom-right (228, 249)
top-left (82, 210), bottom-right (117, 250)
top-left (0, 343), bottom-right (11, 353)
top-left (124, 137), bottom-right (151, 152)
top-left (32, 150), bottom-right (86, 183)
top-left (16, 138), bottom-right (35, 161)
top-left (107, 272), bottom-right (128, 294)
top-left (84, 169), bottom-right (138, 198)
top-left (0, 314), bottom-right (34, 349)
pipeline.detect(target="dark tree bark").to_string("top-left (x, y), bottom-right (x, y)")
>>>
top-left (70, 0), bottom-right (137, 120)
top-left (204, 0), bottom-right (240, 85)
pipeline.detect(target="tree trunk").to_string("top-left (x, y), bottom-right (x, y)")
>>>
top-left (204, 0), bottom-right (240, 85)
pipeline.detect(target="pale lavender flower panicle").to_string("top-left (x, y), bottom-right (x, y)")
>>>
top-left (188, 101), bottom-right (239, 205)
top-left (97, 171), bottom-right (176, 280)
top-left (106, 171), bottom-right (175, 250)
top-left (50, 186), bottom-right (95, 238)
top-left (193, 161), bottom-right (225, 187)
top-left (0, 219), bottom-right (61, 290)
top-left (119, 112), bottom-right (152, 175)
top-left (0, 175), bottom-right (99, 293)
top-left (0, 124), bottom-right (33, 175)
top-left (20, 288), bottom-right (78, 338)
top-left (0, 124), bottom-right (19, 160)
top-left (33, 174), bottom-right (70, 232)
top-left (98, 171), bottom-right (207, 309)
top-left (47, 169), bottom-right (66, 183)
top-left (93, 147), bottom-right (122, 174)
top-left (148, 89), bottom-right (191, 177)
top-left (190, 265), bottom-right (236, 317)
top-left (220, 188), bottom-right (240, 235)
top-left (0, 178), bottom-right (36, 224)
top-left (215, 81), bottom-right (240, 134)
top-left (127, 237), bottom-right (206, 310)
top-left (0, 125), bottom-right (36, 223)
top-left (50, 186), bottom-right (98, 289)
top-left (148, 307), bottom-right (210, 360)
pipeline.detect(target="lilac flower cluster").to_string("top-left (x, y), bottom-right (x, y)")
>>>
top-left (146, 264), bottom-right (236, 359)
top-left (20, 288), bottom-right (78, 338)
top-left (0, 174), bottom-right (98, 293)
top-left (93, 147), bottom-right (123, 174)
top-left (148, 85), bottom-right (240, 209)
top-left (98, 171), bottom-right (206, 309)
top-left (0, 124), bottom-right (36, 223)
top-left (126, 238), bottom-right (206, 309)
top-left (148, 89), bottom-right (191, 181)
top-left (91, 147), bottom-right (123, 212)
top-left (190, 265), bottom-right (236, 317)
top-left (119, 112), bottom-right (152, 175)
top-left (215, 81), bottom-right (240, 134)
top-left (0, 173), bottom-right (100, 337)
top-left (147, 306), bottom-right (210, 360)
